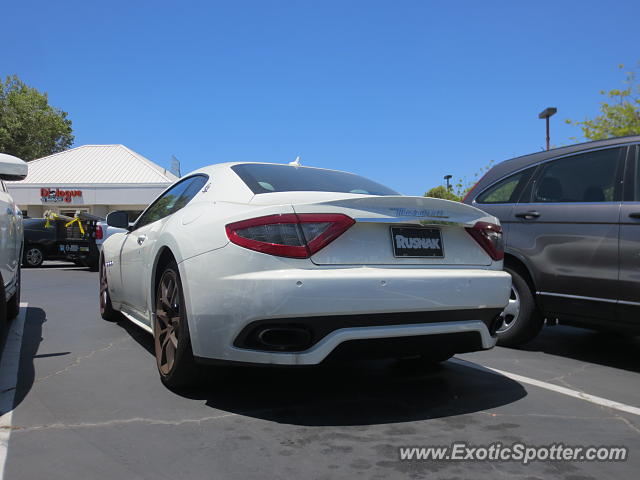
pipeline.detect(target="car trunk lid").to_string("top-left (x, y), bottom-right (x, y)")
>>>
top-left (252, 193), bottom-right (499, 266)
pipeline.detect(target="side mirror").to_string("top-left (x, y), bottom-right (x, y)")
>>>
top-left (0, 153), bottom-right (28, 181)
top-left (106, 211), bottom-right (130, 229)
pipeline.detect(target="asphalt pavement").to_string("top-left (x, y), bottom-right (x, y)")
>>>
top-left (1, 264), bottom-right (638, 479)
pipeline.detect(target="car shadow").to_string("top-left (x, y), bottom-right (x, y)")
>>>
top-left (516, 324), bottom-right (640, 373)
top-left (117, 319), bottom-right (528, 427)
top-left (29, 262), bottom-right (80, 269)
top-left (12, 307), bottom-right (48, 411)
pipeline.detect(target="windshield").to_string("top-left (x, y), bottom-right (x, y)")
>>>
top-left (231, 164), bottom-right (400, 196)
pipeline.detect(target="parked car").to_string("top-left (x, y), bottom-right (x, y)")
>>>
top-left (463, 135), bottom-right (640, 346)
top-left (0, 153), bottom-right (28, 346)
top-left (100, 162), bottom-right (511, 387)
top-left (23, 217), bottom-right (99, 269)
top-left (95, 220), bottom-right (128, 252)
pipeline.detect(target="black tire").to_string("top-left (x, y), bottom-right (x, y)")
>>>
top-left (6, 266), bottom-right (21, 320)
top-left (0, 281), bottom-right (7, 351)
top-left (23, 246), bottom-right (44, 268)
top-left (99, 258), bottom-right (120, 321)
top-left (496, 267), bottom-right (544, 347)
top-left (153, 262), bottom-right (200, 389)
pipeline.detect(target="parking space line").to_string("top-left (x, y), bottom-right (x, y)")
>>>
top-left (0, 303), bottom-right (28, 480)
top-left (452, 358), bottom-right (640, 417)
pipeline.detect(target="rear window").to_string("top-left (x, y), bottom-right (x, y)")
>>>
top-left (476, 167), bottom-right (535, 204)
top-left (231, 164), bottom-right (400, 196)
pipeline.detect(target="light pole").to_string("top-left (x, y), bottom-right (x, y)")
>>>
top-left (444, 174), bottom-right (452, 191)
top-left (538, 107), bottom-right (557, 151)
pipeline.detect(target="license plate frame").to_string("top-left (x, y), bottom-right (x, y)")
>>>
top-left (390, 226), bottom-right (444, 258)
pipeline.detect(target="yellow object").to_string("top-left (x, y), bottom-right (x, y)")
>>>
top-left (43, 209), bottom-right (85, 235)
top-left (64, 217), bottom-right (85, 235)
top-left (43, 210), bottom-right (59, 229)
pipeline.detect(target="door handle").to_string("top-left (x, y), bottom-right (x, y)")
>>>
top-left (515, 211), bottom-right (540, 219)
top-left (137, 235), bottom-right (147, 245)
top-left (629, 212), bottom-right (640, 219)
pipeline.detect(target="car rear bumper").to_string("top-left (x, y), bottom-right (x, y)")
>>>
top-left (179, 246), bottom-right (511, 365)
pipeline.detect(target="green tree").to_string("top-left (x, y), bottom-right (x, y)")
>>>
top-left (424, 185), bottom-right (461, 201)
top-left (0, 74), bottom-right (74, 161)
top-left (425, 161), bottom-right (494, 202)
top-left (566, 64), bottom-right (640, 140)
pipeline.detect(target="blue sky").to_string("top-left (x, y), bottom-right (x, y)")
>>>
top-left (4, 0), bottom-right (639, 195)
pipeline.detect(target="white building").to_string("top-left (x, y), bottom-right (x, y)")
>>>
top-left (7, 144), bottom-right (178, 219)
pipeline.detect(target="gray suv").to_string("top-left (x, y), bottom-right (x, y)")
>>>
top-left (463, 136), bottom-right (640, 346)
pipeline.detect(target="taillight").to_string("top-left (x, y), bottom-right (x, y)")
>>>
top-left (226, 213), bottom-right (355, 258)
top-left (95, 224), bottom-right (104, 240)
top-left (465, 221), bottom-right (504, 261)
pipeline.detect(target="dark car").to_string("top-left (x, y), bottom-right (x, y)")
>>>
top-left (23, 218), bottom-right (99, 268)
top-left (463, 135), bottom-right (640, 346)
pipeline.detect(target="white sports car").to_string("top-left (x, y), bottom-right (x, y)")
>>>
top-left (100, 162), bottom-right (511, 387)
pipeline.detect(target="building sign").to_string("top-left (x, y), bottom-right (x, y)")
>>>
top-left (40, 188), bottom-right (83, 203)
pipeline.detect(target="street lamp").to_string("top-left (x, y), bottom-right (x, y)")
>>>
top-left (444, 174), bottom-right (453, 191)
top-left (538, 107), bottom-right (557, 151)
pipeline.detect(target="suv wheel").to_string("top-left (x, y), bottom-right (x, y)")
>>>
top-left (24, 246), bottom-right (44, 268)
top-left (496, 267), bottom-right (544, 347)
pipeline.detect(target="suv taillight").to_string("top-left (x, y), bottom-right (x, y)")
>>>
top-left (465, 221), bottom-right (504, 261)
top-left (226, 213), bottom-right (355, 258)
top-left (95, 224), bottom-right (104, 240)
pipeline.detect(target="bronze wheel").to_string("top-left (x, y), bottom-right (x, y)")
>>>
top-left (99, 258), bottom-right (119, 321)
top-left (153, 261), bottom-right (199, 388)
top-left (154, 269), bottom-right (181, 375)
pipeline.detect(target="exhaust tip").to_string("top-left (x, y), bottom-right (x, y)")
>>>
top-left (256, 327), bottom-right (313, 351)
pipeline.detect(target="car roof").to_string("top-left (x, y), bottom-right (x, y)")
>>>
top-left (190, 161), bottom-right (365, 178)
top-left (472, 135), bottom-right (640, 195)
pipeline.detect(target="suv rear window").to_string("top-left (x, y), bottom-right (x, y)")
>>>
top-left (476, 167), bottom-right (535, 204)
top-left (231, 164), bottom-right (399, 196)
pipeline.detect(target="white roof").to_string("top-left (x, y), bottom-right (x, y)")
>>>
top-left (11, 145), bottom-right (178, 185)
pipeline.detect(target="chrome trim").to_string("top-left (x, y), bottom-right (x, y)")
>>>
top-left (619, 299), bottom-right (640, 307)
top-left (537, 291), bottom-right (617, 304)
top-left (354, 217), bottom-right (473, 227)
top-left (120, 310), bottom-right (153, 334)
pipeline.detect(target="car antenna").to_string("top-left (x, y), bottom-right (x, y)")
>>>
top-left (288, 156), bottom-right (301, 167)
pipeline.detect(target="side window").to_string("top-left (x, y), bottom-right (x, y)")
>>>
top-left (476, 167), bottom-right (535, 204)
top-left (134, 175), bottom-right (209, 230)
top-left (532, 148), bottom-right (620, 203)
top-left (171, 175), bottom-right (209, 212)
top-left (135, 178), bottom-right (195, 230)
